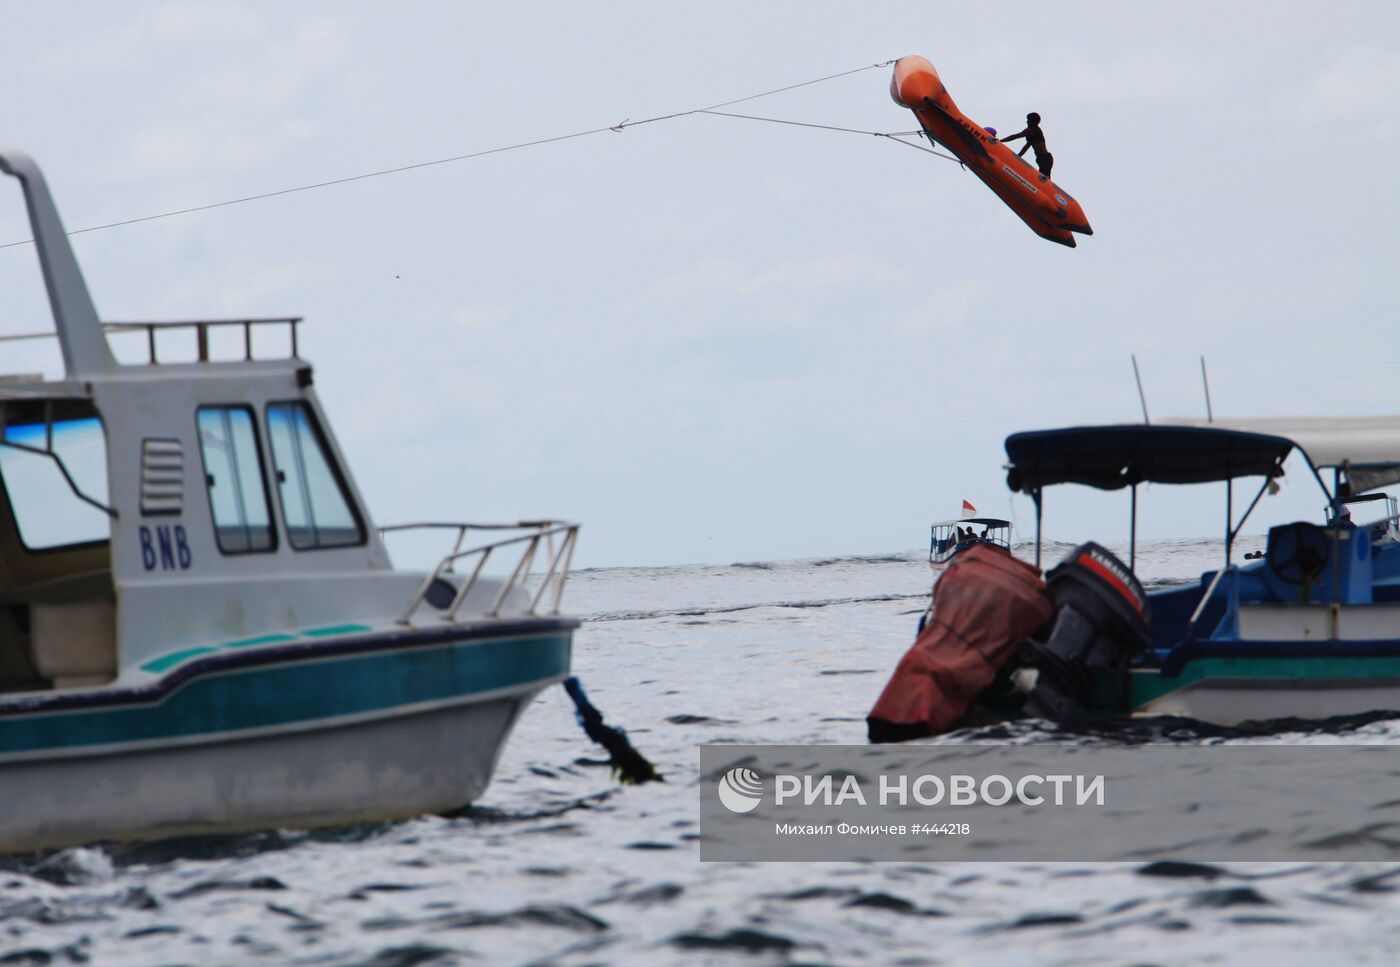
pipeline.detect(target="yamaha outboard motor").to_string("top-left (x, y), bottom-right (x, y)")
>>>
top-left (1022, 542), bottom-right (1151, 720)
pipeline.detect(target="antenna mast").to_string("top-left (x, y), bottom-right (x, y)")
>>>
top-left (1131, 354), bottom-right (1151, 424)
top-left (1200, 356), bottom-right (1214, 422)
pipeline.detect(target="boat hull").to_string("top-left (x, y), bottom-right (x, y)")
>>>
top-left (1, 691), bottom-right (536, 852)
top-left (0, 621), bottom-right (574, 852)
top-left (1133, 675), bottom-right (1400, 726)
top-left (1130, 653), bottom-right (1400, 726)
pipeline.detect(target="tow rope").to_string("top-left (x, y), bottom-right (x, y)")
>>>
top-left (563, 676), bottom-right (662, 785)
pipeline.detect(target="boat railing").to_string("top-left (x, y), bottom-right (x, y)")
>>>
top-left (381, 520), bottom-right (580, 624)
top-left (0, 318), bottom-right (303, 364)
top-left (103, 318), bottom-right (303, 364)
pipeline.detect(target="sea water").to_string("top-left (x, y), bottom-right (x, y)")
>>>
top-left (3, 537), bottom-right (1400, 966)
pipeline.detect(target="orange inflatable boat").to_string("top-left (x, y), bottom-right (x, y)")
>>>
top-left (890, 55), bottom-right (1092, 247)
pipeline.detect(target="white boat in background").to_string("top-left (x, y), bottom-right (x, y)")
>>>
top-left (928, 517), bottom-right (1011, 565)
top-left (0, 150), bottom-right (579, 852)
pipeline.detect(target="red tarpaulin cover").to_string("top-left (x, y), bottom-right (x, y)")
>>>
top-left (868, 544), bottom-right (1054, 741)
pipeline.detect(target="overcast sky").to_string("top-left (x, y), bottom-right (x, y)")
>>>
top-left (4, 2), bottom-right (1399, 567)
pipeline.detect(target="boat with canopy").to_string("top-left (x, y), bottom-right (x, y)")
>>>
top-left (871, 416), bottom-right (1400, 738)
top-left (928, 517), bottom-right (1011, 566)
top-left (1004, 418), bottom-right (1400, 724)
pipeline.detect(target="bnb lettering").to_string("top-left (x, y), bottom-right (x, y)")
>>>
top-left (139, 525), bottom-right (193, 571)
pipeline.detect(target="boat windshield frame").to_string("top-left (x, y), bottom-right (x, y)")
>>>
top-left (0, 397), bottom-right (117, 540)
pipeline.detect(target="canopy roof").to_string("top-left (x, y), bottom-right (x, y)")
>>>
top-left (1162, 416), bottom-right (1400, 494)
top-left (1004, 424), bottom-right (1296, 493)
top-left (930, 517), bottom-right (1010, 528)
top-left (1006, 417), bottom-right (1400, 495)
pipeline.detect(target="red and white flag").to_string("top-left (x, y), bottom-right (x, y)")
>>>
top-left (961, 499), bottom-right (976, 518)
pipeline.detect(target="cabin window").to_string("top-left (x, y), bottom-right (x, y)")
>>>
top-left (196, 406), bottom-right (275, 553)
top-left (265, 402), bottom-right (363, 549)
top-left (0, 415), bottom-right (110, 551)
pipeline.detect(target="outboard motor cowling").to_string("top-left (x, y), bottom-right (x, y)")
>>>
top-left (1023, 542), bottom-right (1151, 720)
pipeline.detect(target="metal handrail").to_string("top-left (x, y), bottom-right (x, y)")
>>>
top-left (103, 318), bottom-right (302, 364)
top-left (382, 520), bottom-right (580, 625)
top-left (1, 319), bottom-right (303, 363)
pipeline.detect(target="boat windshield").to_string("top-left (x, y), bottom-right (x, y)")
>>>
top-left (0, 414), bottom-right (109, 551)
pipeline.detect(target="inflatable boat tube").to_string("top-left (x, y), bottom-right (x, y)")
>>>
top-left (890, 55), bottom-right (1093, 247)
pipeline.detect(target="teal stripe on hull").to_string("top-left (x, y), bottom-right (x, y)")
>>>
top-left (1130, 655), bottom-right (1400, 707)
top-left (0, 632), bottom-right (571, 757)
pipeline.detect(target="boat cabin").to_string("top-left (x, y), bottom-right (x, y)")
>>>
top-left (0, 317), bottom-right (395, 695)
top-left (0, 151), bottom-right (395, 694)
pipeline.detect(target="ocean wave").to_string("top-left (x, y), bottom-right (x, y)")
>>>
top-left (583, 592), bottom-right (929, 623)
top-left (939, 710), bottom-right (1400, 746)
top-left (810, 553), bottom-right (920, 567)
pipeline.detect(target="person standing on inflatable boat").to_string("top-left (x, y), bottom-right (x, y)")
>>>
top-left (1001, 112), bottom-right (1053, 178)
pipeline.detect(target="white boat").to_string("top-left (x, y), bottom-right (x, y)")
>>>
top-left (0, 150), bottom-right (579, 852)
top-left (928, 517), bottom-right (1010, 565)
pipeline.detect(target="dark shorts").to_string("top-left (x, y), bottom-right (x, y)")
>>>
top-left (1036, 151), bottom-right (1054, 177)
